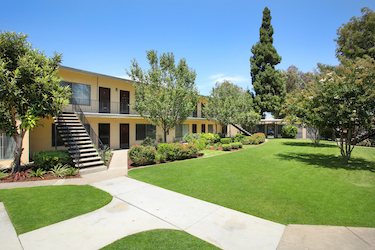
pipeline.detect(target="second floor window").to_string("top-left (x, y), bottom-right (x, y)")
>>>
top-left (60, 81), bottom-right (91, 106)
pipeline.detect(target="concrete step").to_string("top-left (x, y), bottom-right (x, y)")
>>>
top-left (80, 152), bottom-right (101, 158)
top-left (78, 165), bottom-right (108, 175)
top-left (79, 160), bottom-right (105, 168)
top-left (62, 136), bottom-right (91, 141)
top-left (74, 156), bottom-right (102, 163)
top-left (69, 148), bottom-right (97, 154)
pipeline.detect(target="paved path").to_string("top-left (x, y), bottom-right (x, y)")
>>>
top-left (1, 148), bottom-right (375, 249)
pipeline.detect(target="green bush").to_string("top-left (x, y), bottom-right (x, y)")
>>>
top-left (281, 125), bottom-right (298, 138)
top-left (241, 136), bottom-right (250, 145)
top-left (214, 133), bottom-right (221, 143)
top-left (200, 133), bottom-right (215, 144)
top-left (249, 133), bottom-right (266, 145)
top-left (230, 143), bottom-right (239, 149)
top-left (222, 144), bottom-right (232, 151)
top-left (168, 143), bottom-right (198, 161)
top-left (28, 168), bottom-right (47, 179)
top-left (213, 143), bottom-right (221, 150)
top-left (128, 145), bottom-right (156, 166)
top-left (236, 142), bottom-right (243, 148)
top-left (141, 137), bottom-right (155, 146)
top-left (33, 150), bottom-right (73, 171)
top-left (220, 138), bottom-right (231, 144)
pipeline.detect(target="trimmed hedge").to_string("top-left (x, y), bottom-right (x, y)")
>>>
top-left (220, 138), bottom-right (231, 144)
top-left (33, 150), bottom-right (73, 171)
top-left (222, 144), bottom-right (232, 151)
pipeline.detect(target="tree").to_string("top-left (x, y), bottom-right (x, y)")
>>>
top-left (286, 56), bottom-right (375, 163)
top-left (126, 50), bottom-right (199, 143)
top-left (203, 80), bottom-right (260, 135)
top-left (335, 7), bottom-right (375, 61)
top-left (250, 7), bottom-right (286, 118)
top-left (0, 31), bottom-right (71, 173)
top-left (281, 65), bottom-right (312, 94)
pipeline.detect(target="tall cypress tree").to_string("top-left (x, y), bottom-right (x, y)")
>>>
top-left (250, 7), bottom-right (286, 117)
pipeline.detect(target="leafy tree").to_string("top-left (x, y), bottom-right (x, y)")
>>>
top-left (126, 50), bottom-right (199, 143)
top-left (203, 80), bottom-right (260, 136)
top-left (250, 7), bottom-right (286, 117)
top-left (0, 31), bottom-right (70, 173)
top-left (286, 56), bottom-right (375, 163)
top-left (281, 65), bottom-right (312, 93)
top-left (335, 7), bottom-right (375, 61)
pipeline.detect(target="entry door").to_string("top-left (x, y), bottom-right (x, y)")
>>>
top-left (201, 124), bottom-right (206, 133)
top-left (120, 124), bottom-right (129, 149)
top-left (99, 87), bottom-right (110, 113)
top-left (99, 124), bottom-right (110, 147)
top-left (120, 90), bottom-right (130, 114)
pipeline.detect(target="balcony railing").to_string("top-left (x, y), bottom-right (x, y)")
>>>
top-left (65, 99), bottom-right (206, 118)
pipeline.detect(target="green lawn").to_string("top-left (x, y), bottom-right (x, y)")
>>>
top-left (101, 229), bottom-right (219, 250)
top-left (0, 185), bottom-right (112, 234)
top-left (129, 139), bottom-right (375, 227)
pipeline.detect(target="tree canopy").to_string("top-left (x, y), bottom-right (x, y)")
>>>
top-left (126, 50), bottom-right (199, 143)
top-left (0, 31), bottom-right (70, 172)
top-left (285, 56), bottom-right (375, 164)
top-left (203, 80), bottom-right (260, 135)
top-left (250, 7), bottom-right (286, 118)
top-left (335, 7), bottom-right (375, 61)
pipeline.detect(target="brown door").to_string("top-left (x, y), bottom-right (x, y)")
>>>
top-left (120, 124), bottom-right (129, 149)
top-left (120, 90), bottom-right (130, 114)
top-left (99, 87), bottom-right (110, 113)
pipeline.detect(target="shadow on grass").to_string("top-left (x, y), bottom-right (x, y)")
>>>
top-left (282, 141), bottom-right (338, 148)
top-left (276, 152), bottom-right (375, 172)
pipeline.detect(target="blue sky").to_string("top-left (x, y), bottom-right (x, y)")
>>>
top-left (1, 0), bottom-right (375, 95)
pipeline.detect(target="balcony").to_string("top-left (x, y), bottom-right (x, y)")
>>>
top-left (64, 99), bottom-right (206, 118)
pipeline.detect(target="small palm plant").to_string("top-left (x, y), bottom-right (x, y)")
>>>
top-left (29, 168), bottom-right (47, 179)
top-left (49, 164), bottom-right (69, 178)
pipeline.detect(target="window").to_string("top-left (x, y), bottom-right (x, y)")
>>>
top-left (208, 124), bottom-right (214, 134)
top-left (136, 124), bottom-right (156, 140)
top-left (52, 124), bottom-right (64, 147)
top-left (61, 81), bottom-right (91, 106)
top-left (201, 124), bottom-right (206, 133)
top-left (192, 124), bottom-right (197, 134)
top-left (0, 133), bottom-right (16, 160)
top-left (175, 124), bottom-right (189, 138)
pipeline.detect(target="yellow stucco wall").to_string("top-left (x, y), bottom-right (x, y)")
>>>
top-left (0, 123), bottom-right (29, 167)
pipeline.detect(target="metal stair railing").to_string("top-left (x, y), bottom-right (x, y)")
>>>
top-left (56, 114), bottom-right (82, 168)
top-left (231, 123), bottom-right (252, 136)
top-left (70, 98), bottom-right (106, 162)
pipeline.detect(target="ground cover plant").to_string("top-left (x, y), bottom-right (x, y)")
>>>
top-left (101, 229), bottom-right (219, 250)
top-left (0, 185), bottom-right (112, 234)
top-left (129, 139), bottom-right (375, 227)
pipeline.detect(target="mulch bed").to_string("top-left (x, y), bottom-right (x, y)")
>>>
top-left (0, 168), bottom-right (81, 183)
top-left (128, 146), bottom-right (245, 170)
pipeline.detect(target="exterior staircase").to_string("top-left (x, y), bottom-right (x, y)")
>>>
top-left (54, 112), bottom-right (107, 175)
top-left (231, 123), bottom-right (252, 136)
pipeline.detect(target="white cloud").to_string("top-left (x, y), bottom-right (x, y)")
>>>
top-left (208, 74), bottom-right (248, 85)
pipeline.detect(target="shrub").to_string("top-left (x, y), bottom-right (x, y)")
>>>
top-left (98, 145), bottom-right (113, 166)
top-left (205, 144), bottom-right (212, 150)
top-left (214, 143), bottom-right (221, 150)
top-left (141, 137), bottom-right (155, 146)
top-left (230, 143), bottom-right (239, 149)
top-left (29, 168), bottom-right (47, 179)
top-left (222, 144), bottom-right (232, 151)
top-left (214, 133), bottom-right (221, 143)
top-left (281, 125), bottom-right (298, 138)
top-left (241, 136), bottom-right (250, 145)
top-left (220, 138), bottom-right (231, 144)
top-left (197, 140), bottom-right (206, 151)
top-left (168, 143), bottom-right (197, 161)
top-left (128, 145), bottom-right (156, 166)
top-left (33, 150), bottom-right (73, 171)
top-left (236, 142), bottom-right (243, 148)
top-left (249, 133), bottom-right (266, 145)
top-left (49, 164), bottom-right (69, 178)
top-left (200, 133), bottom-right (215, 144)
top-left (65, 167), bottom-right (78, 176)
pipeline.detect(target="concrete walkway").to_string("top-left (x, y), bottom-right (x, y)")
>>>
top-left (1, 148), bottom-right (375, 249)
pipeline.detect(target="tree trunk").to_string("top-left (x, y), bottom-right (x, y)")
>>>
top-left (11, 130), bottom-right (25, 173)
top-left (163, 130), bottom-right (167, 144)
